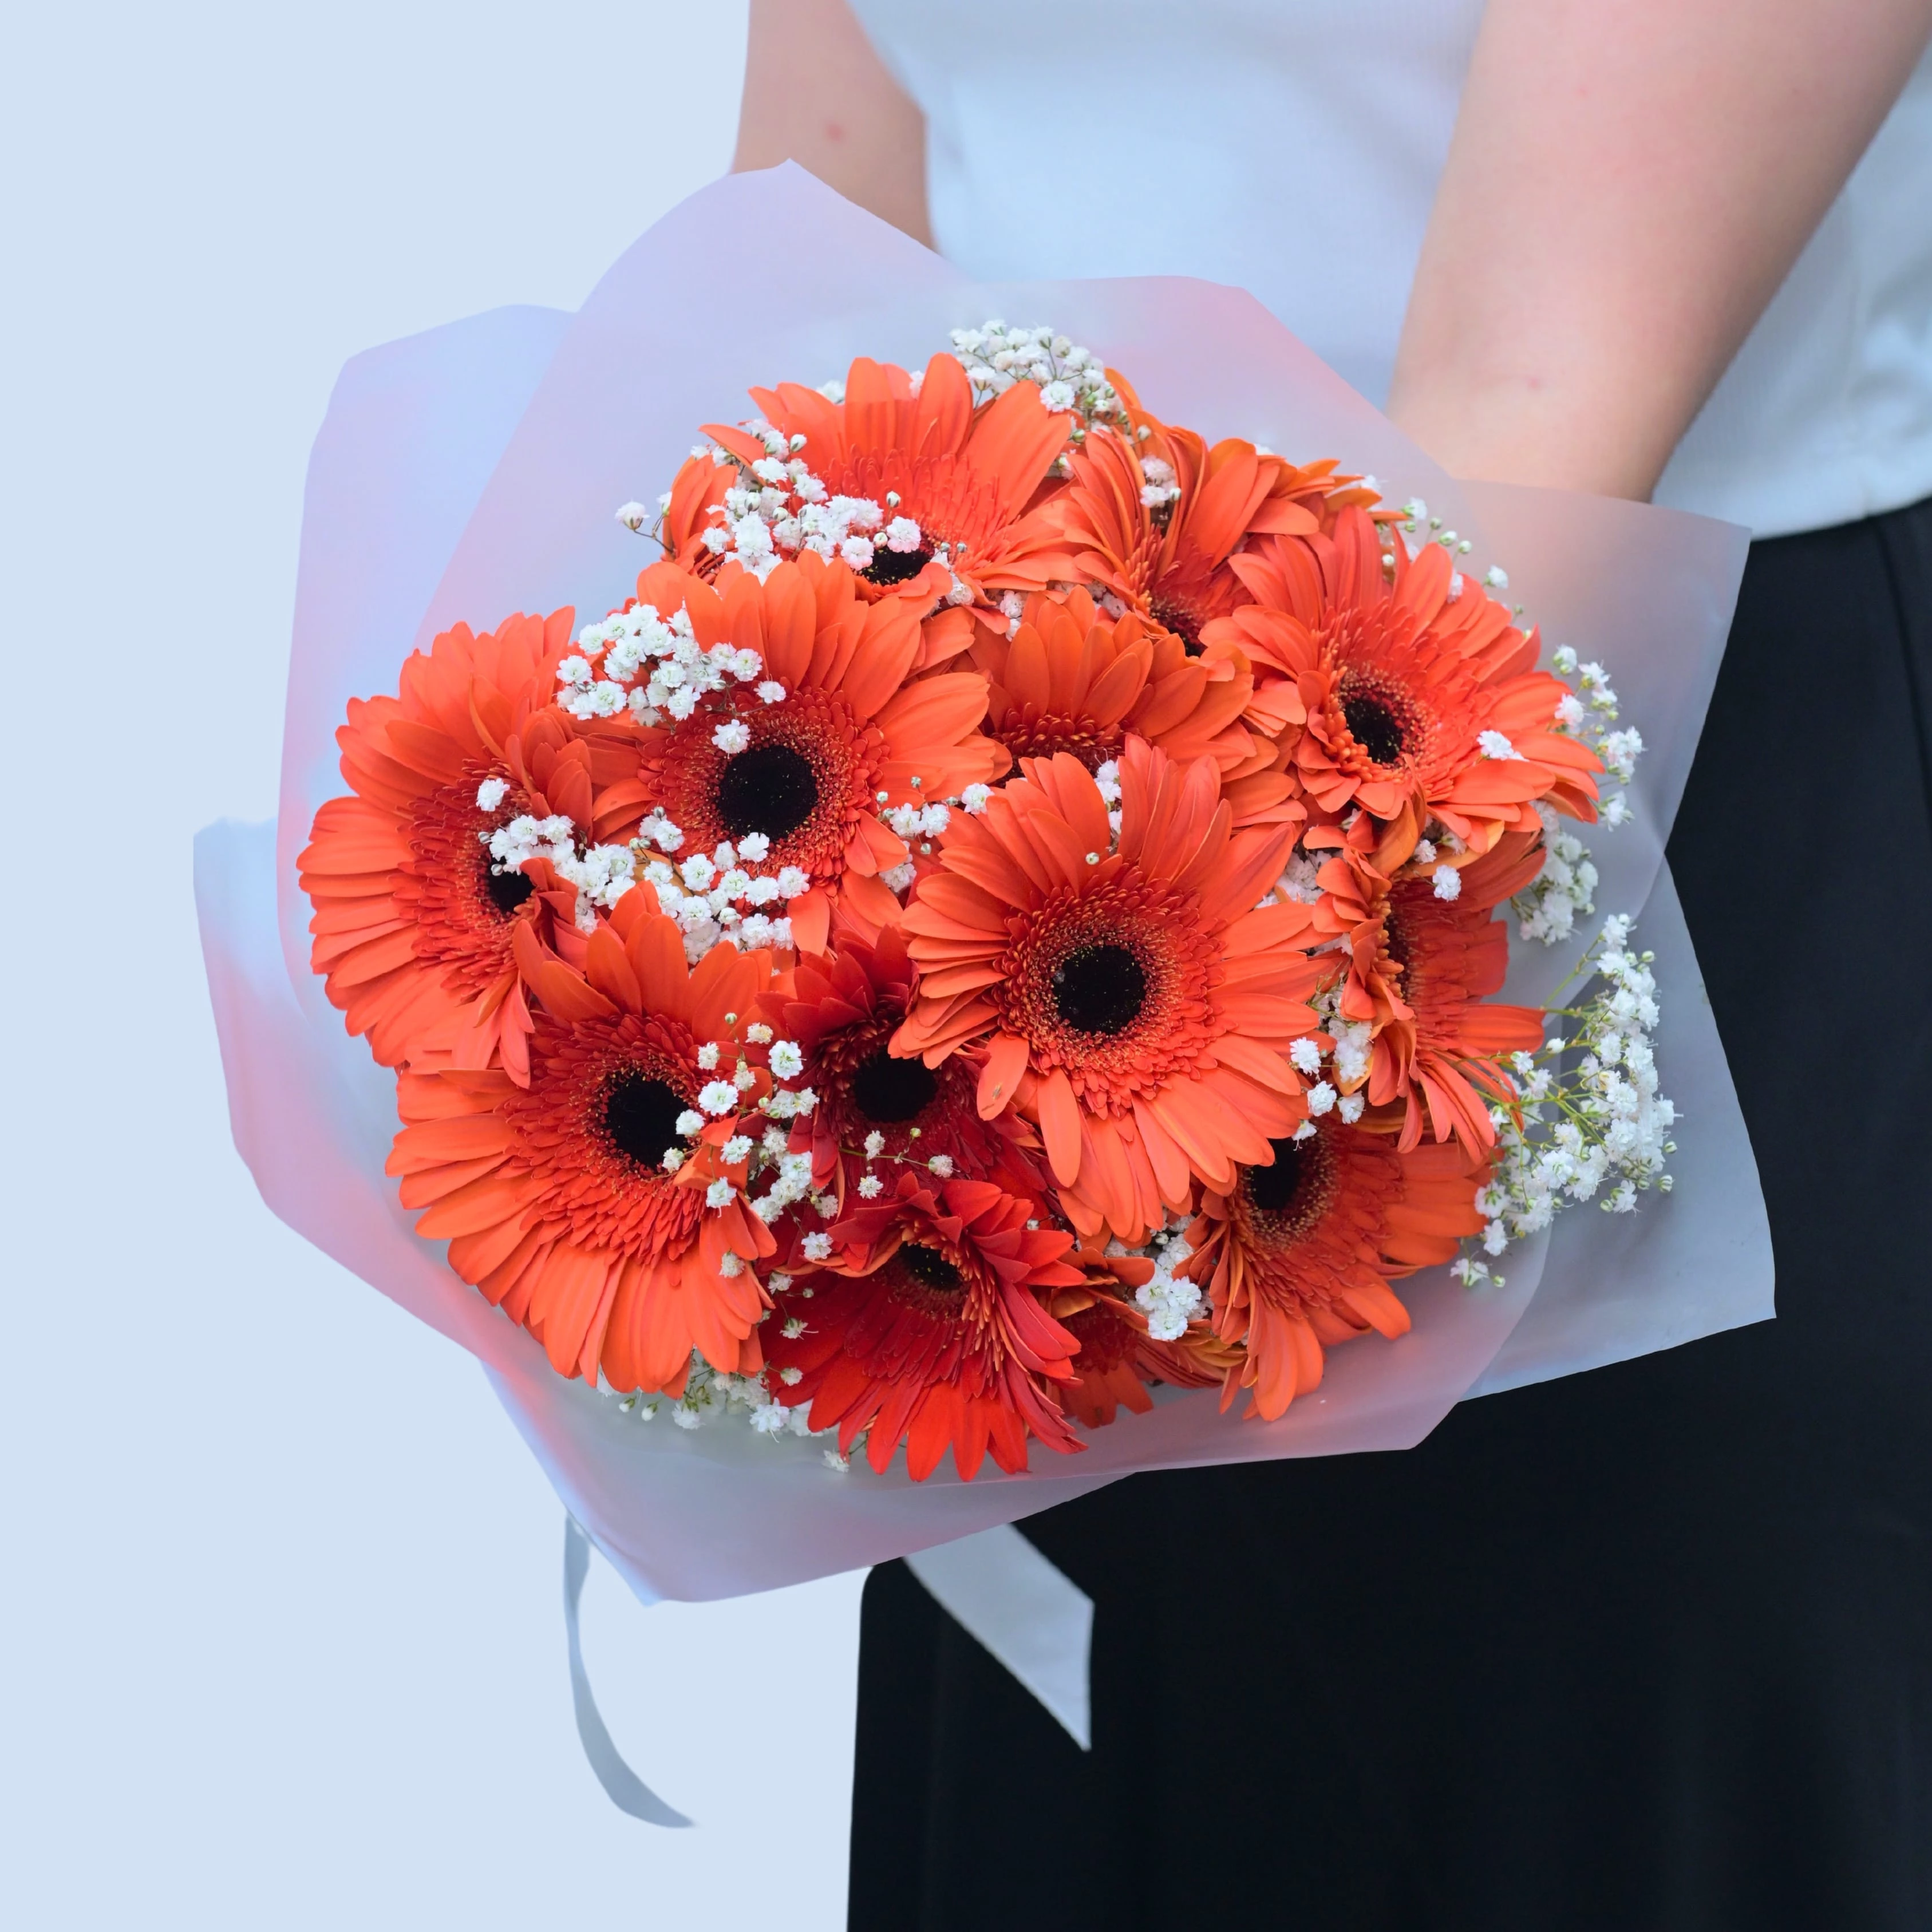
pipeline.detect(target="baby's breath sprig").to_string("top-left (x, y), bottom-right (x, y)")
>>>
top-left (948, 322), bottom-right (1129, 448)
top-left (841, 1134), bottom-right (959, 1200)
top-left (1510, 643), bottom-right (1645, 946)
top-left (613, 1350), bottom-right (821, 1442)
top-left (1104, 1221), bottom-right (1204, 1341)
top-left (1455, 914), bottom-right (1674, 1287)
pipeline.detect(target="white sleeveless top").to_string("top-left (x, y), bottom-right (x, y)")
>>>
top-left (850, 0), bottom-right (1932, 538)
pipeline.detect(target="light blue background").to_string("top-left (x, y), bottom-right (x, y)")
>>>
top-left (1, 5), bottom-right (868, 1926)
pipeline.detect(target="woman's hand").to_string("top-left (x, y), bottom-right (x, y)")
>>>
top-left (731, 0), bottom-right (932, 245)
top-left (1389, 0), bottom-right (1932, 498)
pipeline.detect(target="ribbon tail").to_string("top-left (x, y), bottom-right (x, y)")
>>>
top-left (563, 1516), bottom-right (693, 1826)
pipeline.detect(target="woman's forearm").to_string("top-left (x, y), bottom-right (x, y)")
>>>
top-left (731, 0), bottom-right (932, 245)
top-left (1389, 0), bottom-right (1932, 498)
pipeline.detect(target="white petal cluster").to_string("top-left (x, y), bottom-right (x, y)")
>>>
top-left (760, 1086), bottom-right (817, 1121)
top-left (1544, 643), bottom-right (1640, 832)
top-left (618, 1351), bottom-right (820, 1441)
top-left (883, 800), bottom-right (951, 841)
top-left (1131, 1230), bottom-right (1202, 1342)
top-left (1513, 801), bottom-right (1599, 947)
top-left (564, 599), bottom-right (768, 726)
top-left (1471, 915), bottom-right (1674, 1270)
top-left (481, 811), bottom-right (641, 931)
top-left (947, 322), bottom-right (1129, 445)
top-left (1601, 728), bottom-right (1644, 783)
top-left (1271, 851), bottom-right (1324, 906)
top-left (1137, 455), bottom-right (1181, 511)
top-left (674, 416), bottom-right (953, 586)
top-left (1330, 1018), bottom-right (1372, 1092)
top-left (634, 837), bottom-right (808, 963)
top-left (484, 811), bottom-right (575, 874)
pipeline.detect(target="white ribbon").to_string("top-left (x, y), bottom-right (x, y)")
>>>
top-left (563, 1518), bottom-right (692, 1826)
top-left (905, 1525), bottom-right (1093, 1749)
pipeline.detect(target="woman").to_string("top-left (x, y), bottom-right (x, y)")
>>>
top-left (736, 3), bottom-right (1932, 1925)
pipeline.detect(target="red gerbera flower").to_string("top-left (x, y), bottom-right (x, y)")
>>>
top-left (300, 609), bottom-right (639, 1082)
top-left (1191, 1119), bottom-right (1484, 1420)
top-left (765, 1171), bottom-right (1084, 1479)
top-left (894, 738), bottom-right (1323, 1242)
top-left (384, 891), bottom-right (779, 1394)
top-left (1207, 509), bottom-right (1602, 870)
top-left (1314, 832), bottom-right (1547, 1156)
top-left (760, 927), bottom-right (1044, 1206)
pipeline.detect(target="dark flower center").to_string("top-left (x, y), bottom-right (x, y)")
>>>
top-left (862, 544), bottom-right (934, 587)
top-left (1066, 1302), bottom-right (1136, 1372)
top-left (850, 1047), bottom-right (937, 1124)
top-left (1341, 693), bottom-right (1406, 765)
top-left (1382, 906), bottom-right (1413, 973)
top-left (483, 860), bottom-right (535, 916)
top-left (1053, 943), bottom-right (1147, 1034)
top-left (601, 1073), bottom-right (688, 1170)
top-left (1150, 595), bottom-right (1204, 656)
top-left (1246, 1135), bottom-right (1315, 1216)
top-left (897, 1243), bottom-right (963, 1293)
top-left (716, 742), bottom-right (820, 841)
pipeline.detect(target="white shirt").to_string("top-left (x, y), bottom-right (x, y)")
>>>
top-left (851, 0), bottom-right (1932, 537)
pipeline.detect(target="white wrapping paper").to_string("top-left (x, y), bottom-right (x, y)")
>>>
top-left (197, 166), bottom-right (1772, 1606)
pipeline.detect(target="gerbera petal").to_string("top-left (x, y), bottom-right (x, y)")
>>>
top-left (1146, 1080), bottom-right (1239, 1188)
top-left (790, 887), bottom-right (832, 958)
top-left (1037, 1069), bottom-right (1084, 1187)
top-left (584, 926), bottom-right (643, 1012)
top-left (978, 1033), bottom-right (1031, 1119)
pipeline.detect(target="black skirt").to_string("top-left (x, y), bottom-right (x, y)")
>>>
top-left (847, 494), bottom-right (1932, 1932)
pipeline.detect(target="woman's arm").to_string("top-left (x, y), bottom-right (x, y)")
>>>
top-left (731, 0), bottom-right (932, 245)
top-left (1389, 0), bottom-right (1932, 498)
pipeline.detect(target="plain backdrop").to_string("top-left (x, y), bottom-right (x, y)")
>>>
top-left (0, 5), bottom-right (873, 1926)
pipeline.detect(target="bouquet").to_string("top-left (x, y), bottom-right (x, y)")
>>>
top-left (199, 168), bottom-right (1771, 1608)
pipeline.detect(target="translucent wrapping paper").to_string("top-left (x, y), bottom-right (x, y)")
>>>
top-left (196, 167), bottom-right (1772, 1605)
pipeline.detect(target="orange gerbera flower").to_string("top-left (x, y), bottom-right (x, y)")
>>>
top-left (1191, 1119), bottom-right (1484, 1420)
top-left (1207, 509), bottom-right (1602, 869)
top-left (970, 587), bottom-right (1263, 779)
top-left (662, 353), bottom-right (1072, 639)
top-left (1048, 1248), bottom-right (1237, 1429)
top-left (766, 1171), bottom-right (1084, 1479)
top-left (759, 927), bottom-right (1044, 1206)
top-left (1314, 832), bottom-right (1547, 1156)
top-left (300, 608), bottom-right (639, 1083)
top-left (384, 892), bottom-right (778, 1394)
top-left (993, 380), bottom-right (1378, 655)
top-left (894, 738), bottom-right (1324, 1242)
top-left (615, 554), bottom-right (1007, 955)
